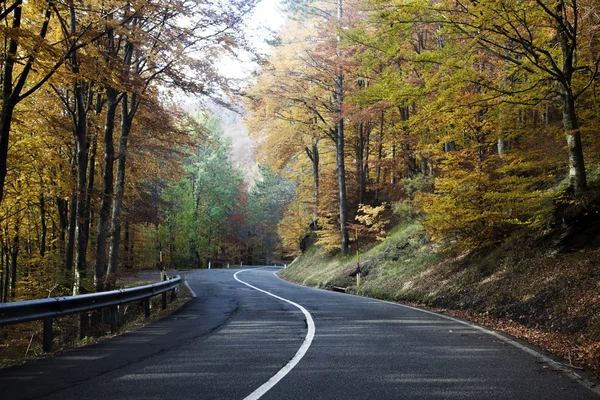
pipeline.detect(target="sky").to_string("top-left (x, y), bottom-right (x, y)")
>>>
top-left (217, 0), bottom-right (286, 80)
top-left (178, 0), bottom-right (287, 181)
top-left (215, 0), bottom-right (287, 181)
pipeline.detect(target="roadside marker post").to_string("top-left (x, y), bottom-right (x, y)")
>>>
top-left (355, 227), bottom-right (361, 288)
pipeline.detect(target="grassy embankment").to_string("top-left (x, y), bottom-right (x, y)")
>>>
top-left (280, 212), bottom-right (600, 377)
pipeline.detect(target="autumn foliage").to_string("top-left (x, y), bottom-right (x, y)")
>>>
top-left (245, 0), bottom-right (600, 256)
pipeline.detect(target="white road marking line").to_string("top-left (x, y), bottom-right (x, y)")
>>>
top-left (234, 269), bottom-right (315, 400)
top-left (184, 279), bottom-right (197, 298)
top-left (273, 273), bottom-right (600, 397)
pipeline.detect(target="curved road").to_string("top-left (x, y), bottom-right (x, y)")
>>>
top-left (1, 267), bottom-right (598, 399)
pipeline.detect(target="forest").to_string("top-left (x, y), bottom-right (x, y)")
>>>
top-left (0, 0), bottom-right (296, 306)
top-left (245, 0), bottom-right (600, 257)
top-left (1, 0), bottom-right (600, 338)
top-left (0, 0), bottom-right (599, 374)
top-left (245, 0), bottom-right (600, 375)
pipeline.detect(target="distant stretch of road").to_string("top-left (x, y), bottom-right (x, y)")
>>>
top-left (1, 267), bottom-right (599, 399)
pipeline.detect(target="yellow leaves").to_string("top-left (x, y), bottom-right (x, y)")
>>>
top-left (416, 150), bottom-right (557, 250)
top-left (278, 197), bottom-right (312, 257)
top-left (355, 202), bottom-right (389, 241)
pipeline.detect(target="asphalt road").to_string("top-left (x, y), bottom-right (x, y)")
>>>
top-left (1, 267), bottom-right (599, 399)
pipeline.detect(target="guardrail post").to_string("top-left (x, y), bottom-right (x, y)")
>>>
top-left (110, 306), bottom-right (118, 334)
top-left (162, 291), bottom-right (167, 310)
top-left (144, 299), bottom-right (150, 318)
top-left (43, 317), bottom-right (53, 352)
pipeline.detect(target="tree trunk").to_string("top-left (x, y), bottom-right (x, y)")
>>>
top-left (420, 154), bottom-right (428, 176)
top-left (107, 93), bottom-right (134, 277)
top-left (9, 223), bottom-right (18, 300)
top-left (57, 197), bottom-right (68, 257)
top-left (65, 192), bottom-right (76, 286)
top-left (306, 142), bottom-right (319, 228)
top-left (444, 141), bottom-right (456, 152)
top-left (405, 144), bottom-right (417, 178)
top-left (73, 81), bottom-right (89, 296)
top-left (375, 112), bottom-right (384, 203)
top-left (83, 131), bottom-right (97, 255)
top-left (498, 137), bottom-right (506, 157)
top-left (94, 87), bottom-right (118, 291)
top-left (556, 1), bottom-right (586, 193)
top-left (355, 123), bottom-right (366, 204)
top-left (362, 124), bottom-right (370, 198)
top-left (336, 0), bottom-right (349, 255)
top-left (0, 246), bottom-right (3, 302)
top-left (336, 120), bottom-right (349, 254)
top-left (561, 91), bottom-right (586, 193)
top-left (3, 244), bottom-right (9, 302)
top-left (39, 193), bottom-right (46, 257)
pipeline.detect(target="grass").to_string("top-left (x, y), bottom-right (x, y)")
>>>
top-left (280, 217), bottom-right (439, 299)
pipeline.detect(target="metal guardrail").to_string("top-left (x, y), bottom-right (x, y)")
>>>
top-left (0, 275), bottom-right (182, 352)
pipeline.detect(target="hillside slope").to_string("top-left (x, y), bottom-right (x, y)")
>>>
top-left (279, 221), bottom-right (600, 378)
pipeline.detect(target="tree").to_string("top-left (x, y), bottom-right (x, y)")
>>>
top-left (247, 165), bottom-right (295, 263)
top-left (429, 0), bottom-right (599, 192)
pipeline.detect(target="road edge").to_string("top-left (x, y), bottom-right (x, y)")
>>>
top-left (274, 270), bottom-right (600, 397)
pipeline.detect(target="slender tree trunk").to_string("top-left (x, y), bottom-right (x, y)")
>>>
top-left (420, 155), bottom-right (428, 176)
top-left (498, 137), bottom-right (506, 157)
top-left (9, 222), bottom-right (18, 300)
top-left (107, 93), bottom-right (134, 277)
top-left (405, 144), bottom-right (417, 178)
top-left (363, 124), bottom-right (370, 197)
top-left (2, 245), bottom-right (10, 303)
top-left (336, 0), bottom-right (349, 255)
top-left (0, 246), bottom-right (3, 302)
top-left (305, 142), bottom-right (319, 228)
top-left (390, 144), bottom-right (396, 184)
top-left (83, 132), bottom-right (97, 249)
top-left (73, 82), bottom-right (89, 296)
top-left (356, 123), bottom-right (365, 204)
top-left (39, 193), bottom-right (46, 257)
top-left (375, 112), bottom-right (384, 203)
top-left (94, 88), bottom-right (118, 291)
top-left (444, 141), bottom-right (456, 152)
top-left (65, 192), bottom-right (76, 285)
top-left (312, 143), bottom-right (319, 227)
top-left (3, 244), bottom-right (9, 302)
top-left (56, 197), bottom-right (69, 286)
